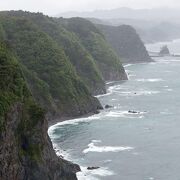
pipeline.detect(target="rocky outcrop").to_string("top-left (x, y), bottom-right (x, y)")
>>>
top-left (97, 24), bottom-right (152, 63)
top-left (0, 104), bottom-right (80, 180)
top-left (159, 45), bottom-right (170, 56)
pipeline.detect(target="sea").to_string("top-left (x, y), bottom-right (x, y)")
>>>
top-left (48, 39), bottom-right (180, 180)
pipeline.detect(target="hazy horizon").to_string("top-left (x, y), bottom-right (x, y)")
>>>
top-left (1, 0), bottom-right (180, 16)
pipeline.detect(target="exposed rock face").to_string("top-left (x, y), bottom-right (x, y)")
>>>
top-left (97, 24), bottom-right (152, 63)
top-left (0, 104), bottom-right (80, 180)
top-left (0, 43), bottom-right (79, 180)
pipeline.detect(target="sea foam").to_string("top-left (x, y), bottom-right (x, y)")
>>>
top-left (136, 78), bottom-right (163, 82)
top-left (83, 140), bottom-right (134, 154)
top-left (77, 166), bottom-right (115, 180)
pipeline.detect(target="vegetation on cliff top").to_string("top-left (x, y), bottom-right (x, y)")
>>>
top-left (60, 17), bottom-right (127, 81)
top-left (0, 11), bottom-right (106, 95)
top-left (0, 12), bottom-right (102, 118)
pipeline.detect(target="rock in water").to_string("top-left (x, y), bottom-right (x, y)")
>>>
top-left (87, 167), bottom-right (100, 170)
top-left (128, 110), bottom-right (140, 114)
top-left (105, 105), bottom-right (113, 109)
top-left (159, 45), bottom-right (170, 56)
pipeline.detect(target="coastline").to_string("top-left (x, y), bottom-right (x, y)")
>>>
top-left (48, 111), bottom-right (101, 128)
top-left (47, 60), bottom-right (153, 179)
top-left (48, 58), bottom-right (154, 128)
top-left (48, 39), bottom-right (180, 180)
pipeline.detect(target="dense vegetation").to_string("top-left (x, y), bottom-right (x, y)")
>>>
top-left (97, 24), bottom-right (152, 63)
top-left (60, 17), bottom-right (127, 81)
top-left (0, 41), bottom-right (79, 179)
top-left (0, 10), bottom-right (132, 180)
top-left (0, 41), bottom-right (44, 163)
top-left (0, 11), bottom-right (106, 95)
top-left (0, 12), bottom-right (103, 119)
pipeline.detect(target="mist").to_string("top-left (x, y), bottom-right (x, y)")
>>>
top-left (1, 0), bottom-right (180, 16)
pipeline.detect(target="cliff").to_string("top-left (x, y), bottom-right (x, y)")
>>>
top-left (59, 17), bottom-right (128, 81)
top-left (97, 24), bottom-right (152, 63)
top-left (0, 42), bottom-right (80, 180)
top-left (0, 11), bottom-right (106, 95)
top-left (0, 12), bottom-right (103, 120)
top-left (0, 11), bottom-right (129, 179)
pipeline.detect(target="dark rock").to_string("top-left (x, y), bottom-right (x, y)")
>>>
top-left (94, 110), bottom-right (100, 114)
top-left (105, 105), bottom-right (113, 109)
top-left (159, 45), bottom-right (170, 56)
top-left (87, 167), bottom-right (100, 170)
top-left (128, 110), bottom-right (140, 114)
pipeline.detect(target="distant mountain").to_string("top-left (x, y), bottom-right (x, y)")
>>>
top-left (59, 8), bottom-right (180, 43)
top-left (97, 24), bottom-right (152, 63)
top-left (88, 18), bottom-right (180, 43)
top-left (59, 7), bottom-right (180, 22)
top-left (139, 22), bottom-right (180, 43)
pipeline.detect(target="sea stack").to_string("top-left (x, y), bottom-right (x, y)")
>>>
top-left (159, 45), bottom-right (170, 56)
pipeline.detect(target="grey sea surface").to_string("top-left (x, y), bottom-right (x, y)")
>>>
top-left (49, 40), bottom-right (180, 180)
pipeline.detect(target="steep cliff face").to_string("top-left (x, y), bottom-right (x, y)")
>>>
top-left (0, 42), bottom-right (80, 180)
top-left (0, 11), bottom-right (106, 95)
top-left (59, 17), bottom-right (128, 81)
top-left (97, 24), bottom-right (152, 63)
top-left (0, 13), bottom-right (102, 120)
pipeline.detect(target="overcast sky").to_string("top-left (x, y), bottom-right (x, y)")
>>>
top-left (0, 0), bottom-right (180, 16)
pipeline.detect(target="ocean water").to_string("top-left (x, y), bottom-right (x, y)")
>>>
top-left (48, 41), bottom-right (180, 180)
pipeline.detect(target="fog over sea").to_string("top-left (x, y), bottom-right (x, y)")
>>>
top-left (49, 39), bottom-right (180, 180)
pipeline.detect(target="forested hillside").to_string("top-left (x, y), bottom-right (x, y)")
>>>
top-left (0, 12), bottom-right (104, 120)
top-left (97, 24), bottom-right (152, 63)
top-left (0, 42), bottom-right (80, 180)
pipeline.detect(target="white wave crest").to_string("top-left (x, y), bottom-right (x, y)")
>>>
top-left (48, 115), bottom-right (101, 135)
top-left (83, 141), bottom-right (134, 154)
top-left (136, 78), bottom-right (163, 82)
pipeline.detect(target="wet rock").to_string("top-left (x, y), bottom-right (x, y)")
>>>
top-left (87, 167), bottom-right (100, 170)
top-left (128, 110), bottom-right (140, 114)
top-left (95, 110), bottom-right (100, 114)
top-left (105, 105), bottom-right (113, 109)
